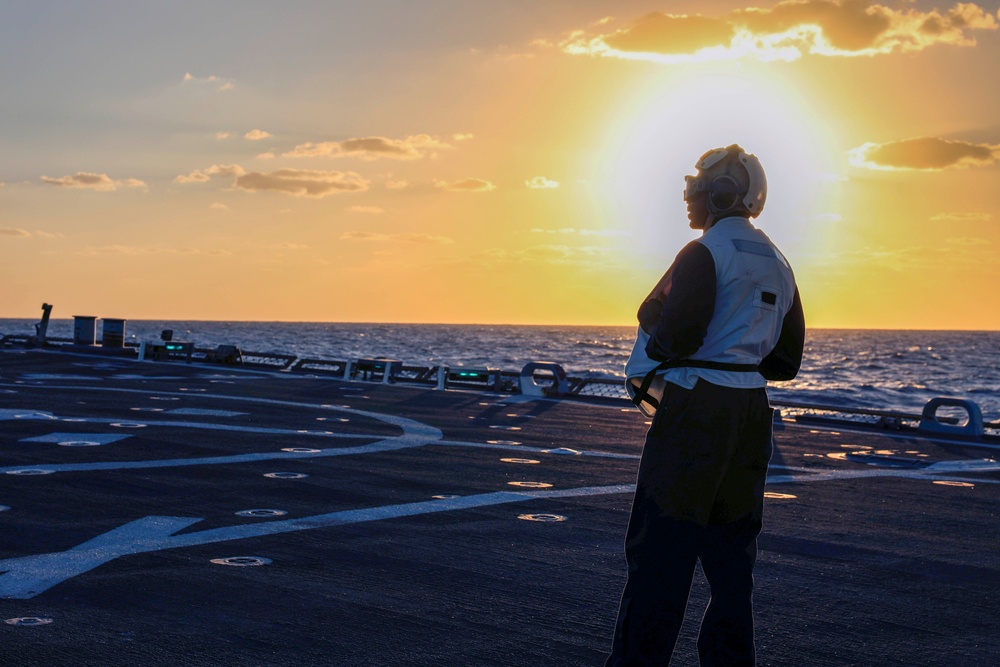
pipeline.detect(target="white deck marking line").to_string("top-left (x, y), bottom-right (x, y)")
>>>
top-left (0, 387), bottom-right (445, 474)
top-left (20, 433), bottom-right (133, 445)
top-left (0, 436), bottom-right (439, 473)
top-left (8, 415), bottom-right (387, 439)
top-left (438, 439), bottom-right (641, 460)
top-left (0, 484), bottom-right (633, 599)
top-left (782, 420), bottom-right (1000, 451)
top-left (163, 408), bottom-right (247, 417)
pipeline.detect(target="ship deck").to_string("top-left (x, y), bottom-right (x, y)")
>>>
top-left (1, 348), bottom-right (998, 666)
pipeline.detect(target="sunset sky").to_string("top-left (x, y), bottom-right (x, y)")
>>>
top-left (2, 1), bottom-right (999, 329)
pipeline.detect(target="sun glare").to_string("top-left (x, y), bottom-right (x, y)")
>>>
top-left (599, 64), bottom-right (841, 266)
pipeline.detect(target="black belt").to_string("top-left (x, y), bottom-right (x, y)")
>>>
top-left (632, 359), bottom-right (760, 412)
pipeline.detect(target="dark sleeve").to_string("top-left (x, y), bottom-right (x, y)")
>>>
top-left (758, 286), bottom-right (805, 381)
top-left (640, 241), bottom-right (716, 362)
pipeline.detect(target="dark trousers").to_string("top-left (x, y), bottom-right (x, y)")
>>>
top-left (605, 380), bottom-right (773, 667)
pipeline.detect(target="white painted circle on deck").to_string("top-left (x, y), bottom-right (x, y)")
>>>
top-left (235, 509), bottom-right (288, 517)
top-left (58, 441), bottom-right (104, 447)
top-left (518, 513), bottom-right (567, 522)
top-left (281, 447), bottom-right (321, 453)
top-left (111, 422), bottom-right (147, 429)
top-left (508, 481), bottom-right (552, 489)
top-left (487, 440), bottom-right (521, 446)
top-left (210, 556), bottom-right (272, 567)
top-left (4, 616), bottom-right (53, 626)
top-left (5, 469), bottom-right (55, 476)
top-left (263, 472), bottom-right (308, 479)
top-left (501, 458), bottom-right (540, 464)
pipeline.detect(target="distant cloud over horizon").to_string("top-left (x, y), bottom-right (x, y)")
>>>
top-left (435, 178), bottom-right (497, 192)
top-left (930, 212), bottom-right (993, 222)
top-left (41, 172), bottom-right (146, 191)
top-left (340, 231), bottom-right (454, 244)
top-left (235, 169), bottom-right (370, 198)
top-left (183, 72), bottom-right (234, 92)
top-left (284, 134), bottom-right (451, 160)
top-left (348, 205), bottom-right (385, 214)
top-left (176, 164), bottom-right (369, 197)
top-left (244, 129), bottom-right (273, 141)
top-left (525, 176), bottom-right (559, 189)
top-left (175, 164), bottom-right (246, 184)
top-left (1, 227), bottom-right (31, 237)
top-left (531, 227), bottom-right (629, 237)
top-left (560, 1), bottom-right (999, 63)
top-left (849, 137), bottom-right (1000, 170)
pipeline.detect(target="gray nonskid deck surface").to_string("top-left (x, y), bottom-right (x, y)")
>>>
top-left (1, 350), bottom-right (997, 666)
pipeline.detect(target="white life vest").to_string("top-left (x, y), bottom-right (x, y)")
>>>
top-left (625, 217), bottom-right (796, 417)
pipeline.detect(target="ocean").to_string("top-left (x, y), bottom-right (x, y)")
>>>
top-left (2, 319), bottom-right (998, 420)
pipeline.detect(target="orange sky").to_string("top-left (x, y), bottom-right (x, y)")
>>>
top-left (2, 1), bottom-right (999, 328)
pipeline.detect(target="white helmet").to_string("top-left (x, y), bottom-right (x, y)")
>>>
top-left (684, 144), bottom-right (767, 220)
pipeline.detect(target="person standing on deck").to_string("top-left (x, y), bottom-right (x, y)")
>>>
top-left (606, 144), bottom-right (805, 667)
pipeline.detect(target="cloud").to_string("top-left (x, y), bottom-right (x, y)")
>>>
top-left (177, 164), bottom-right (367, 198)
top-left (531, 227), bottom-right (630, 237)
top-left (244, 129), bottom-right (272, 141)
top-left (1, 228), bottom-right (31, 237)
top-left (561, 1), bottom-right (1000, 63)
top-left (466, 243), bottom-right (619, 269)
top-left (183, 72), bottom-right (234, 92)
top-left (453, 133), bottom-right (475, 141)
top-left (946, 237), bottom-right (991, 246)
top-left (849, 137), bottom-right (1000, 170)
top-left (348, 205), bottom-right (385, 214)
top-left (930, 212), bottom-right (993, 222)
top-left (526, 176), bottom-right (560, 189)
top-left (257, 152), bottom-right (276, 160)
top-left (210, 203), bottom-right (229, 211)
top-left (340, 231), bottom-right (454, 244)
top-left (216, 131), bottom-right (230, 140)
top-left (283, 134), bottom-right (451, 160)
top-left (435, 178), bottom-right (497, 192)
top-left (76, 244), bottom-right (234, 257)
top-left (175, 164), bottom-right (247, 184)
top-left (40, 172), bottom-right (146, 191)
top-left (235, 169), bottom-right (370, 198)
top-left (385, 179), bottom-right (410, 190)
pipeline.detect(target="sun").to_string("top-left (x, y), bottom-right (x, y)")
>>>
top-left (596, 62), bottom-right (843, 264)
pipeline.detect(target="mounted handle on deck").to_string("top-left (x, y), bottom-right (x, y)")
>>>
top-left (918, 397), bottom-right (984, 437)
top-left (519, 362), bottom-right (569, 397)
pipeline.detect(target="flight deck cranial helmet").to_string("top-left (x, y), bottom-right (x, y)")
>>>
top-left (683, 144), bottom-right (767, 228)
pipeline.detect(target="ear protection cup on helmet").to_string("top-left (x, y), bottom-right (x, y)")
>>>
top-left (708, 174), bottom-right (741, 211)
